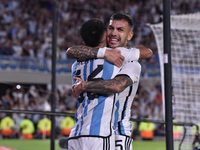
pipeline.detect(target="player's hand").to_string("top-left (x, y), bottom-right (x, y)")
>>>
top-left (104, 49), bottom-right (125, 67)
top-left (72, 77), bottom-right (84, 99)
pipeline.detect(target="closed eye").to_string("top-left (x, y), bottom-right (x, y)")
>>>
top-left (118, 27), bottom-right (124, 32)
top-left (108, 26), bottom-right (114, 30)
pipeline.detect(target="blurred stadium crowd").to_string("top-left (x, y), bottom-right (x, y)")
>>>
top-left (1, 0), bottom-right (199, 60)
top-left (0, 0), bottom-right (200, 138)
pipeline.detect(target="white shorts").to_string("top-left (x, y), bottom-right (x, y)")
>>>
top-left (68, 136), bottom-right (115, 150)
top-left (115, 135), bottom-right (133, 150)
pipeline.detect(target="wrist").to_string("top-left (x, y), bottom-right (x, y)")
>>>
top-left (97, 47), bottom-right (106, 58)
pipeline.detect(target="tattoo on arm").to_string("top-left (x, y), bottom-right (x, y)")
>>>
top-left (66, 46), bottom-right (99, 61)
top-left (85, 80), bottom-right (117, 95)
top-left (114, 75), bottom-right (133, 89)
top-left (84, 75), bottom-right (133, 95)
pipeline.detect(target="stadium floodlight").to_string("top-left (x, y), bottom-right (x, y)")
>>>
top-left (149, 13), bottom-right (200, 150)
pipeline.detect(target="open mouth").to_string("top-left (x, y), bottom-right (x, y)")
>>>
top-left (109, 37), bottom-right (119, 44)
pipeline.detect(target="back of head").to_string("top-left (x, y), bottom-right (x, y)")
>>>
top-left (80, 18), bottom-right (106, 47)
top-left (110, 13), bottom-right (134, 31)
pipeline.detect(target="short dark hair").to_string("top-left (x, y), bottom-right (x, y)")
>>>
top-left (110, 13), bottom-right (134, 31)
top-left (80, 18), bottom-right (106, 47)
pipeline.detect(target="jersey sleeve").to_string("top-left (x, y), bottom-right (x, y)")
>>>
top-left (119, 47), bottom-right (140, 63)
top-left (117, 60), bottom-right (141, 83)
top-left (127, 48), bottom-right (140, 61)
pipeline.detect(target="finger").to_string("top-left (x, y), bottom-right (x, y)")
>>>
top-left (73, 76), bottom-right (79, 80)
top-left (75, 80), bottom-right (80, 84)
top-left (76, 78), bottom-right (82, 82)
top-left (74, 93), bottom-right (78, 99)
top-left (116, 49), bottom-right (121, 54)
top-left (75, 81), bottom-right (82, 87)
top-left (72, 85), bottom-right (79, 93)
top-left (72, 86), bottom-right (76, 92)
top-left (75, 92), bottom-right (80, 99)
top-left (74, 77), bottom-right (83, 83)
top-left (74, 81), bottom-right (82, 88)
top-left (74, 76), bottom-right (83, 82)
top-left (72, 82), bottom-right (77, 89)
top-left (116, 59), bottom-right (123, 67)
top-left (116, 64), bottom-right (120, 68)
top-left (73, 90), bottom-right (78, 98)
top-left (117, 55), bottom-right (124, 67)
top-left (72, 85), bottom-right (76, 91)
top-left (116, 61), bottom-right (121, 68)
top-left (121, 55), bottom-right (125, 61)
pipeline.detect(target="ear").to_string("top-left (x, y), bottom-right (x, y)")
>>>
top-left (127, 31), bottom-right (133, 41)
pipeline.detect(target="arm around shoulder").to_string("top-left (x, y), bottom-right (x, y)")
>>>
top-left (66, 45), bottom-right (98, 61)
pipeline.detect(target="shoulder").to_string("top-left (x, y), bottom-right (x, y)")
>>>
top-left (116, 47), bottom-right (129, 51)
top-left (125, 60), bottom-right (141, 70)
top-left (127, 60), bottom-right (141, 66)
top-left (129, 47), bottom-right (139, 50)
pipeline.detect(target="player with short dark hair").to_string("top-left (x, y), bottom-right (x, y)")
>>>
top-left (79, 18), bottom-right (107, 47)
top-left (110, 12), bottom-right (134, 30)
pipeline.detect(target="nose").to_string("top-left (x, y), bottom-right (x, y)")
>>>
top-left (110, 29), bottom-right (117, 36)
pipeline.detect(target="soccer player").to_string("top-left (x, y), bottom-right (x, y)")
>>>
top-left (67, 13), bottom-right (152, 150)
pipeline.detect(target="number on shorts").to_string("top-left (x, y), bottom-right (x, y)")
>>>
top-left (115, 140), bottom-right (123, 150)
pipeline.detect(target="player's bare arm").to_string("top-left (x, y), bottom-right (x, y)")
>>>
top-left (66, 45), bottom-right (98, 61)
top-left (134, 46), bottom-right (153, 59)
top-left (72, 76), bottom-right (132, 99)
top-left (66, 45), bottom-right (125, 67)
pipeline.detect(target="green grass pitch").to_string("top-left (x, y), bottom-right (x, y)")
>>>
top-left (0, 139), bottom-right (166, 150)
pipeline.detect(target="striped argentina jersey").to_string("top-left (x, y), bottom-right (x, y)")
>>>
top-left (70, 47), bottom-right (140, 137)
top-left (114, 59), bottom-right (141, 136)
